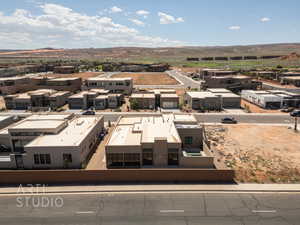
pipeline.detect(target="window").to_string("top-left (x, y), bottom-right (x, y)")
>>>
top-left (34, 154), bottom-right (40, 164)
top-left (33, 154), bottom-right (51, 165)
top-left (168, 149), bottom-right (178, 166)
top-left (89, 82), bottom-right (97, 86)
top-left (63, 154), bottom-right (72, 163)
top-left (142, 149), bottom-right (153, 166)
top-left (124, 153), bottom-right (140, 167)
top-left (185, 136), bottom-right (193, 145)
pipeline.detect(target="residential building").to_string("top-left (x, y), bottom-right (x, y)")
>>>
top-left (241, 90), bottom-right (300, 109)
top-left (0, 76), bottom-right (81, 95)
top-left (277, 72), bottom-right (300, 81)
top-left (68, 90), bottom-right (123, 110)
top-left (4, 89), bottom-right (71, 110)
top-left (160, 94), bottom-right (179, 109)
top-left (129, 89), bottom-right (179, 109)
top-left (281, 76), bottom-right (300, 87)
top-left (0, 76), bottom-right (36, 95)
top-left (199, 69), bottom-right (237, 78)
top-left (53, 66), bottom-right (77, 74)
top-left (105, 114), bottom-right (214, 169)
top-left (84, 77), bottom-right (133, 95)
top-left (201, 75), bottom-right (261, 92)
top-left (129, 93), bottom-right (155, 109)
top-left (0, 114), bottom-right (104, 169)
top-left (185, 88), bottom-right (241, 110)
top-left (33, 77), bottom-right (82, 92)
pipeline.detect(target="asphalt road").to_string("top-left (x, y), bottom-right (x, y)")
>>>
top-left (167, 70), bottom-right (200, 89)
top-left (99, 113), bottom-right (293, 124)
top-left (1, 192), bottom-right (299, 224)
top-left (0, 111), bottom-right (293, 124)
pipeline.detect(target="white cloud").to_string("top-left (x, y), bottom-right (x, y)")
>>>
top-left (228, 26), bottom-right (241, 30)
top-left (129, 19), bottom-right (145, 27)
top-left (136, 10), bottom-right (149, 18)
top-left (158, 12), bottom-right (184, 24)
top-left (260, 17), bottom-right (270, 22)
top-left (110, 6), bottom-right (122, 13)
top-left (0, 3), bottom-right (184, 48)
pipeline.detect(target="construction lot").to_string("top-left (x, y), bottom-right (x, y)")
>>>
top-left (111, 72), bottom-right (179, 85)
top-left (206, 124), bottom-right (300, 183)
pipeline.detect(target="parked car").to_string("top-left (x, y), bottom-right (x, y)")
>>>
top-left (221, 117), bottom-right (237, 124)
top-left (290, 110), bottom-right (300, 117)
top-left (82, 110), bottom-right (95, 115)
top-left (280, 107), bottom-right (294, 113)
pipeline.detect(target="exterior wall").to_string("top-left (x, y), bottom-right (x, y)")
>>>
top-left (177, 127), bottom-right (203, 148)
top-left (0, 116), bottom-right (17, 130)
top-left (130, 97), bottom-right (155, 109)
top-left (21, 116), bottom-right (104, 169)
top-left (179, 154), bottom-right (214, 168)
top-left (0, 169), bottom-right (235, 184)
top-left (85, 79), bottom-right (133, 95)
top-left (0, 78), bottom-right (37, 95)
top-left (0, 155), bottom-right (16, 169)
top-left (185, 94), bottom-right (221, 110)
top-left (79, 116), bottom-right (104, 164)
top-left (281, 78), bottom-right (300, 87)
top-left (49, 92), bottom-right (71, 109)
top-left (68, 98), bottom-right (85, 109)
top-left (160, 97), bottom-right (179, 109)
top-left (94, 98), bottom-right (107, 110)
top-left (152, 139), bottom-right (169, 167)
top-left (22, 146), bottom-right (81, 169)
top-left (221, 97), bottom-right (241, 108)
top-left (35, 78), bottom-right (82, 92)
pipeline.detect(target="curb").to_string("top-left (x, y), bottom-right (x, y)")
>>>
top-left (1, 188), bottom-right (300, 195)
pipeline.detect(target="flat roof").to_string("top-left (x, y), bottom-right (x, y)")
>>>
top-left (187, 91), bottom-right (217, 98)
top-left (0, 115), bottom-right (12, 123)
top-left (215, 93), bottom-right (240, 98)
top-left (27, 114), bottom-right (72, 120)
top-left (11, 119), bottom-right (65, 130)
top-left (95, 95), bottom-right (108, 99)
top-left (26, 116), bottom-right (103, 147)
top-left (107, 115), bottom-right (182, 146)
top-left (48, 77), bottom-right (80, 81)
top-left (173, 114), bottom-right (198, 124)
top-left (160, 93), bottom-right (179, 98)
top-left (131, 93), bottom-right (155, 98)
top-left (50, 91), bottom-right (70, 97)
top-left (207, 88), bottom-right (232, 93)
top-left (87, 77), bottom-right (132, 81)
top-left (107, 125), bottom-right (141, 146)
top-left (282, 76), bottom-right (300, 80)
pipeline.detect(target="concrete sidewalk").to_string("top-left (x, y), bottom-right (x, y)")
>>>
top-left (1, 184), bottom-right (300, 195)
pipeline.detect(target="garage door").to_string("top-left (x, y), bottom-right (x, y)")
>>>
top-left (162, 101), bottom-right (177, 109)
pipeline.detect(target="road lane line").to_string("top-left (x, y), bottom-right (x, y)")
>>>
top-left (252, 210), bottom-right (277, 213)
top-left (160, 209), bottom-right (185, 213)
top-left (76, 211), bottom-right (95, 214)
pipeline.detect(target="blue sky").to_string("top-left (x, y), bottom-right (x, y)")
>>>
top-left (0, 0), bottom-right (299, 49)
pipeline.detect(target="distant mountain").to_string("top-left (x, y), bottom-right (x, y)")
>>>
top-left (1, 43), bottom-right (300, 62)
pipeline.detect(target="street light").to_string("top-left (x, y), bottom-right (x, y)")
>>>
top-left (290, 110), bottom-right (300, 131)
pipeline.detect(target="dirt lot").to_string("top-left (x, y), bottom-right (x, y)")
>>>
top-left (111, 72), bottom-right (179, 85)
top-left (43, 72), bottom-right (103, 80)
top-left (206, 124), bottom-right (300, 183)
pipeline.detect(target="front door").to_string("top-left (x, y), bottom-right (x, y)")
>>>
top-left (15, 155), bottom-right (24, 169)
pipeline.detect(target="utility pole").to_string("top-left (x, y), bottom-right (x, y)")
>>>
top-left (294, 117), bottom-right (298, 132)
